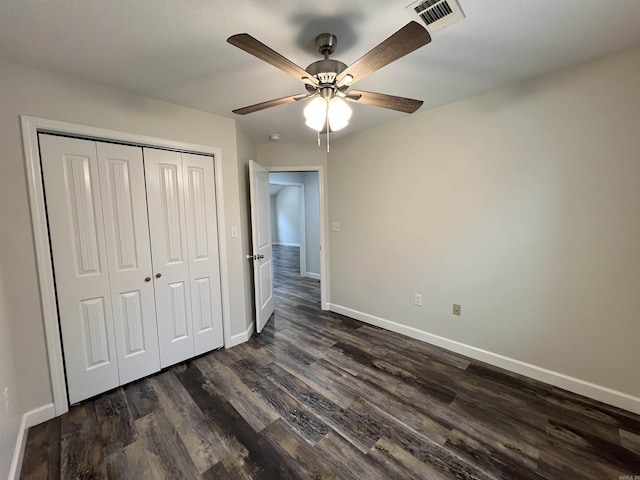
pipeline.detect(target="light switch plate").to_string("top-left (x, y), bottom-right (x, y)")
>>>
top-left (332, 222), bottom-right (340, 232)
top-left (453, 304), bottom-right (461, 316)
top-left (231, 226), bottom-right (239, 238)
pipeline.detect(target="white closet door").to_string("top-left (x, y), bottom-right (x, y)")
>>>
top-left (182, 153), bottom-right (224, 355)
top-left (144, 148), bottom-right (195, 367)
top-left (39, 135), bottom-right (119, 403)
top-left (96, 142), bottom-right (161, 384)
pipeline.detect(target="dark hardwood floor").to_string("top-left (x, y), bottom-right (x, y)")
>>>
top-left (21, 245), bottom-right (640, 479)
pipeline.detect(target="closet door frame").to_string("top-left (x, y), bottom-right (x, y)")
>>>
top-left (21, 116), bottom-right (230, 416)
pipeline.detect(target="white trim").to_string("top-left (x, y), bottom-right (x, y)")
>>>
top-left (9, 403), bottom-right (56, 480)
top-left (306, 272), bottom-right (321, 280)
top-left (214, 158), bottom-right (232, 350)
top-left (328, 303), bottom-right (640, 415)
top-left (21, 115), bottom-right (232, 417)
top-left (272, 242), bottom-right (301, 247)
top-left (268, 166), bottom-right (329, 310)
top-left (227, 321), bottom-right (255, 348)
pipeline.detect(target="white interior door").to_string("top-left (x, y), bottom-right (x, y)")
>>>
top-left (144, 148), bottom-right (195, 367)
top-left (182, 153), bottom-right (224, 354)
top-left (96, 142), bottom-right (161, 384)
top-left (249, 160), bottom-right (275, 333)
top-left (40, 135), bottom-right (120, 403)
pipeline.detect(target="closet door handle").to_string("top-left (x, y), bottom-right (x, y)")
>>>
top-left (144, 277), bottom-right (151, 282)
top-left (155, 273), bottom-right (162, 278)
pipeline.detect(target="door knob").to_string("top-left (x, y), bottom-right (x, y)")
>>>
top-left (155, 273), bottom-right (162, 278)
top-left (144, 277), bottom-right (151, 282)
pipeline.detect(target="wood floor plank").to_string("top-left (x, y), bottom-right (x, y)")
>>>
top-left (60, 402), bottom-right (108, 480)
top-left (620, 428), bottom-right (640, 455)
top-left (260, 361), bottom-right (344, 418)
top-left (149, 372), bottom-right (229, 473)
top-left (445, 429), bottom-right (544, 480)
top-left (357, 324), bottom-right (471, 370)
top-left (260, 419), bottom-right (340, 479)
top-left (175, 360), bottom-right (302, 479)
top-left (369, 437), bottom-right (448, 480)
top-left (229, 358), bottom-right (330, 444)
top-left (334, 341), bottom-right (458, 405)
top-left (319, 357), bottom-right (452, 446)
top-left (135, 411), bottom-right (202, 480)
top-left (94, 388), bottom-right (136, 458)
top-left (201, 448), bottom-right (253, 480)
top-left (123, 377), bottom-right (160, 420)
top-left (333, 398), bottom-right (494, 479)
top-left (104, 441), bottom-right (155, 480)
top-left (195, 354), bottom-right (280, 432)
top-left (20, 418), bottom-right (61, 480)
top-left (316, 431), bottom-right (390, 480)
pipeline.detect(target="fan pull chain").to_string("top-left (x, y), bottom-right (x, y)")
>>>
top-left (326, 102), bottom-right (330, 153)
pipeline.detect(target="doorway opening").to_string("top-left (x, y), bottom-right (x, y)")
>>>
top-left (269, 171), bottom-right (321, 306)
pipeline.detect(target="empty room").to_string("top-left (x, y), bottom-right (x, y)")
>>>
top-left (1, 1), bottom-right (640, 479)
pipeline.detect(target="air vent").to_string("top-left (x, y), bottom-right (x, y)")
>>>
top-left (405, 0), bottom-right (464, 33)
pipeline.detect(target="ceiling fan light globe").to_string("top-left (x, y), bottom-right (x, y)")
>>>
top-left (305, 118), bottom-right (325, 131)
top-left (328, 97), bottom-right (352, 131)
top-left (328, 119), bottom-right (349, 131)
top-left (304, 97), bottom-right (328, 131)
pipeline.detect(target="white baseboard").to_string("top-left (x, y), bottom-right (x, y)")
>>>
top-left (272, 242), bottom-right (300, 247)
top-left (9, 403), bottom-right (56, 480)
top-left (306, 272), bottom-right (321, 280)
top-left (226, 322), bottom-right (255, 348)
top-left (328, 303), bottom-right (640, 415)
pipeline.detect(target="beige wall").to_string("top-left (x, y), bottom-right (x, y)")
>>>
top-left (303, 172), bottom-right (321, 276)
top-left (0, 58), bottom-right (251, 477)
top-left (257, 142), bottom-right (327, 169)
top-left (328, 44), bottom-right (640, 399)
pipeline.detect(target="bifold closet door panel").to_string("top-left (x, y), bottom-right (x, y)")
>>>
top-left (39, 135), bottom-right (119, 403)
top-left (182, 153), bottom-right (224, 354)
top-left (144, 148), bottom-right (195, 368)
top-left (96, 142), bottom-right (161, 383)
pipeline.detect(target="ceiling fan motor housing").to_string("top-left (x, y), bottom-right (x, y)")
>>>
top-left (315, 33), bottom-right (337, 56)
top-left (304, 33), bottom-right (348, 93)
top-left (306, 59), bottom-right (347, 82)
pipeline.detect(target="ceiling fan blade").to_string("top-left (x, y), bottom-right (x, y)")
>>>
top-left (228, 34), bottom-right (319, 86)
top-left (232, 94), bottom-right (308, 115)
top-left (346, 90), bottom-right (423, 114)
top-left (337, 22), bottom-right (431, 86)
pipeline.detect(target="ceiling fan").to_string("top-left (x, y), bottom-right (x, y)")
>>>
top-left (227, 21), bottom-right (431, 135)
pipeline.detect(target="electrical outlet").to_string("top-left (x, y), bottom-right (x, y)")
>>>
top-left (4, 387), bottom-right (9, 414)
top-left (414, 294), bottom-right (422, 306)
top-left (453, 304), bottom-right (461, 316)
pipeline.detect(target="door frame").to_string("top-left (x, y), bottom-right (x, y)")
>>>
top-left (21, 115), bottom-right (231, 416)
top-left (269, 180), bottom-right (306, 277)
top-left (267, 166), bottom-right (329, 310)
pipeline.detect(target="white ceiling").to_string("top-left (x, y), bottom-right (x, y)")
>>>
top-left (1, 1), bottom-right (640, 143)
